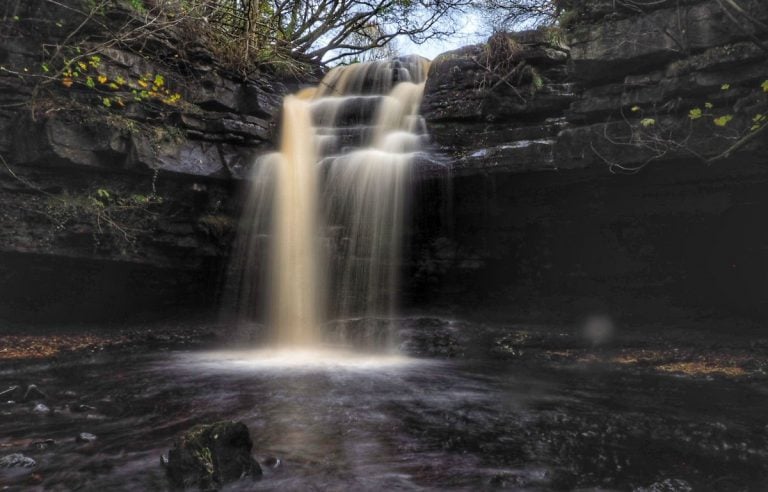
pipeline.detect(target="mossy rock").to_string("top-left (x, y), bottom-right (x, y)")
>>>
top-left (165, 421), bottom-right (261, 490)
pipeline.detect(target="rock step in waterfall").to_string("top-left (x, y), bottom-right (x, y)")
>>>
top-left (231, 55), bottom-right (432, 351)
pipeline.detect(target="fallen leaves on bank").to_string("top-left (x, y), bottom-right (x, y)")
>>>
top-left (546, 348), bottom-right (759, 379)
top-left (0, 334), bottom-right (115, 360)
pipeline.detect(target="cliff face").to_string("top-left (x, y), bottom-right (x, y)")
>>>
top-left (0, 1), bottom-right (297, 322)
top-left (2, 0), bottom-right (767, 324)
top-left (414, 0), bottom-right (768, 321)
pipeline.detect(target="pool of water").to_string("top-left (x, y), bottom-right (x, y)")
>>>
top-left (1, 330), bottom-right (767, 490)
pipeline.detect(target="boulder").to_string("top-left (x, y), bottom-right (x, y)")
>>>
top-left (165, 421), bottom-right (261, 490)
top-left (0, 454), bottom-right (36, 468)
top-left (32, 403), bottom-right (51, 415)
top-left (23, 384), bottom-right (47, 402)
top-left (76, 432), bottom-right (97, 443)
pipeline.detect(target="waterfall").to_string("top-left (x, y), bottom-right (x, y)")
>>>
top-left (232, 56), bottom-right (430, 350)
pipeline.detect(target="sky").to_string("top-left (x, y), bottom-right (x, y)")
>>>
top-left (396, 11), bottom-right (486, 60)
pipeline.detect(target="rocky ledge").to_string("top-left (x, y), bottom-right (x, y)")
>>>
top-left (0, 1), bottom-right (307, 322)
top-left (410, 0), bottom-right (768, 321)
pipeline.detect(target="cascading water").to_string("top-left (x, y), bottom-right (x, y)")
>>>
top-left (231, 56), bottom-right (431, 352)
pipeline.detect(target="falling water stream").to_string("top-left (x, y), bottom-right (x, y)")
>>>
top-left (233, 56), bottom-right (431, 352)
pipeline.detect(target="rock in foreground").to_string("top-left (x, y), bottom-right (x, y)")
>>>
top-left (165, 421), bottom-right (261, 490)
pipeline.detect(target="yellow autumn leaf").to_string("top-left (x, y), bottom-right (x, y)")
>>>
top-left (713, 114), bottom-right (733, 127)
top-left (97, 75), bottom-right (108, 84)
top-left (137, 80), bottom-right (148, 88)
top-left (77, 61), bottom-right (88, 71)
top-left (61, 77), bottom-right (73, 88)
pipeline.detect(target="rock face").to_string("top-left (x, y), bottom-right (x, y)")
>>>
top-left (165, 421), bottom-right (261, 490)
top-left (422, 30), bottom-right (573, 174)
top-left (0, 1), bottom-right (304, 322)
top-left (2, 0), bottom-right (768, 324)
top-left (415, 0), bottom-right (768, 320)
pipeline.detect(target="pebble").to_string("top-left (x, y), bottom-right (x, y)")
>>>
top-left (263, 456), bottom-right (281, 470)
top-left (30, 439), bottom-right (56, 450)
top-left (23, 384), bottom-right (47, 402)
top-left (0, 453), bottom-right (36, 468)
top-left (77, 432), bottom-right (97, 443)
top-left (32, 403), bottom-right (51, 414)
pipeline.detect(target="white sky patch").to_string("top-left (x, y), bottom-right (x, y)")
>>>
top-left (398, 11), bottom-right (486, 60)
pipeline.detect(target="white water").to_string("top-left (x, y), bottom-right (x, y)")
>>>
top-left (232, 56), bottom-right (430, 353)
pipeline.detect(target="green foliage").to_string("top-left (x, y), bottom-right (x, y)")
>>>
top-left (612, 78), bottom-right (768, 172)
top-left (38, 184), bottom-right (164, 249)
top-left (59, 55), bottom-right (181, 109)
top-left (543, 26), bottom-right (567, 49)
top-left (688, 108), bottom-right (703, 120)
top-left (557, 9), bottom-right (577, 28)
top-left (193, 447), bottom-right (214, 475)
top-left (130, 0), bottom-right (146, 12)
top-left (713, 114), bottom-right (734, 127)
top-left (685, 80), bottom-right (767, 132)
top-left (530, 67), bottom-right (544, 92)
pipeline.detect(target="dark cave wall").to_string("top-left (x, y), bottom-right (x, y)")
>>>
top-left (413, 0), bottom-right (768, 321)
top-left (0, 0), bottom-right (298, 323)
top-left (406, 160), bottom-right (768, 320)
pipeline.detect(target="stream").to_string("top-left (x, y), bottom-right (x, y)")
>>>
top-left (2, 322), bottom-right (767, 491)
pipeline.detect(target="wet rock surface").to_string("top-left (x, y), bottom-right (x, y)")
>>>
top-left (0, 453), bottom-right (36, 468)
top-left (0, 1), bottom-right (307, 324)
top-left (165, 421), bottom-right (261, 490)
top-left (413, 0), bottom-right (768, 320)
top-left (23, 384), bottom-right (47, 402)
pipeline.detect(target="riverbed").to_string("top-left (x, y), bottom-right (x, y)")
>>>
top-left (1, 318), bottom-right (767, 490)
